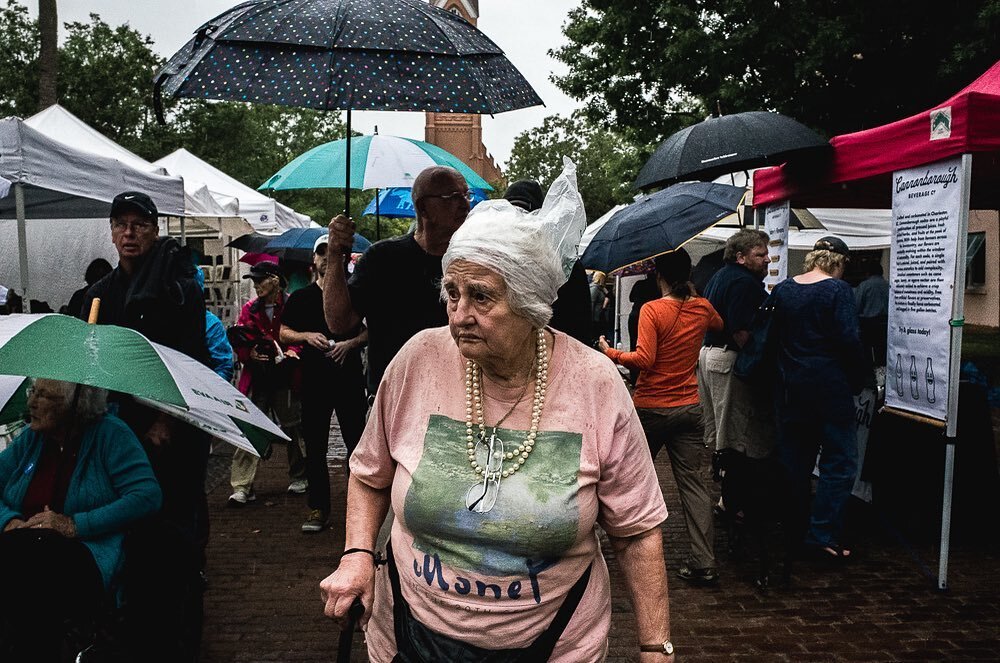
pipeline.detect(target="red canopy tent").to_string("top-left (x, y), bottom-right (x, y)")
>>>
top-left (752, 60), bottom-right (1000, 591)
top-left (753, 59), bottom-right (1000, 209)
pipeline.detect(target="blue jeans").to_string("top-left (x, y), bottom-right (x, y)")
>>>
top-left (776, 409), bottom-right (858, 549)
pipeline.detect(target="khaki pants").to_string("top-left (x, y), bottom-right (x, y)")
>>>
top-left (230, 386), bottom-right (306, 491)
top-left (638, 404), bottom-right (716, 570)
top-left (697, 346), bottom-right (775, 459)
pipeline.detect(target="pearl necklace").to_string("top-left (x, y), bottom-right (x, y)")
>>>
top-left (465, 328), bottom-right (548, 480)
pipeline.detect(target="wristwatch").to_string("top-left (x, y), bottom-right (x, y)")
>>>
top-left (640, 640), bottom-right (674, 656)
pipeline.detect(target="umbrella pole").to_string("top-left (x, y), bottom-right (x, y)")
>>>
top-left (375, 188), bottom-right (381, 240)
top-left (87, 299), bottom-right (101, 324)
top-left (344, 108), bottom-right (352, 218)
top-left (613, 276), bottom-right (622, 348)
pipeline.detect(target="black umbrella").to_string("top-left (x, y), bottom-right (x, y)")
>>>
top-left (153, 0), bottom-right (543, 213)
top-left (227, 231), bottom-right (277, 253)
top-left (581, 182), bottom-right (746, 274)
top-left (633, 111), bottom-right (830, 191)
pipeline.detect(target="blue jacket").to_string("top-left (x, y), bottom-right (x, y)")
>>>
top-left (206, 311), bottom-right (235, 381)
top-left (0, 414), bottom-right (162, 590)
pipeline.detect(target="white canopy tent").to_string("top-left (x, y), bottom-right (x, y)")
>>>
top-left (154, 148), bottom-right (312, 231)
top-left (26, 105), bottom-right (237, 219)
top-left (0, 117), bottom-right (186, 311)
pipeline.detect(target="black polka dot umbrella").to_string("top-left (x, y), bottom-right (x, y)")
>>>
top-left (153, 0), bottom-right (543, 211)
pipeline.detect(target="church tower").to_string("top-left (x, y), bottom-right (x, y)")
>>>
top-left (425, 1), bottom-right (504, 186)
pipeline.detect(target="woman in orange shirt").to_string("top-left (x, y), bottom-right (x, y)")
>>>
top-left (600, 249), bottom-right (724, 585)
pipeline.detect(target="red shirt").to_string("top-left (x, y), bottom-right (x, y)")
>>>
top-left (20, 438), bottom-right (79, 519)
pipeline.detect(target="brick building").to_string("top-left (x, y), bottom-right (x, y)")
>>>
top-left (425, 1), bottom-right (504, 186)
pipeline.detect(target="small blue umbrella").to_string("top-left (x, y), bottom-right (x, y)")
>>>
top-left (264, 227), bottom-right (371, 262)
top-left (580, 182), bottom-right (746, 274)
top-left (362, 187), bottom-right (489, 218)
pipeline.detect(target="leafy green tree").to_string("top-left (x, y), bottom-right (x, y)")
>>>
top-left (505, 112), bottom-right (648, 222)
top-left (553, 1), bottom-right (1000, 145)
top-left (57, 14), bottom-right (163, 142)
top-left (0, 0), bottom-right (39, 117)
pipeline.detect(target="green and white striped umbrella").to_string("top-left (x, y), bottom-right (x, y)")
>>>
top-left (0, 314), bottom-right (287, 456)
top-left (259, 134), bottom-right (494, 192)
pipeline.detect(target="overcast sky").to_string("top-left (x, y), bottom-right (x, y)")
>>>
top-left (36, 0), bottom-right (583, 165)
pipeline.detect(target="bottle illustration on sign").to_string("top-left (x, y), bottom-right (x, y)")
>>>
top-left (909, 355), bottom-right (919, 400)
top-left (895, 354), bottom-right (904, 397)
top-left (926, 358), bottom-right (936, 403)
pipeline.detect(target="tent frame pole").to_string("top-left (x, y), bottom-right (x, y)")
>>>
top-left (14, 183), bottom-right (30, 312)
top-left (937, 153), bottom-right (972, 590)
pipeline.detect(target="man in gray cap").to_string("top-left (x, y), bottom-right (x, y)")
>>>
top-left (281, 234), bottom-right (368, 533)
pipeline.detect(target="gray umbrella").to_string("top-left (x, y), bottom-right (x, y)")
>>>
top-left (581, 182), bottom-right (746, 274)
top-left (633, 111), bottom-right (831, 191)
top-left (153, 0), bottom-right (543, 213)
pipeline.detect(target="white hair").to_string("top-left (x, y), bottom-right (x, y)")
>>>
top-left (33, 378), bottom-right (108, 425)
top-left (441, 159), bottom-right (587, 329)
top-left (443, 203), bottom-right (563, 328)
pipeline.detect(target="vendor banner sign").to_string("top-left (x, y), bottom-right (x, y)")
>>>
top-left (763, 201), bottom-right (790, 292)
top-left (886, 156), bottom-right (964, 423)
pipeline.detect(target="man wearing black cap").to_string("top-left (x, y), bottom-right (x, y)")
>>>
top-left (228, 260), bottom-right (308, 506)
top-left (504, 179), bottom-right (593, 344)
top-left (81, 191), bottom-right (209, 661)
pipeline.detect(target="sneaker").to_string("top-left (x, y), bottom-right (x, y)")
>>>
top-left (287, 479), bottom-right (309, 494)
top-left (301, 509), bottom-right (328, 533)
top-left (676, 565), bottom-right (719, 586)
top-left (228, 487), bottom-right (256, 506)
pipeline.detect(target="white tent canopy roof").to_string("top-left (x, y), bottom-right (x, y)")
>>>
top-left (25, 105), bottom-right (235, 218)
top-left (0, 116), bottom-right (185, 219)
top-left (696, 225), bottom-right (890, 251)
top-left (154, 148), bottom-right (312, 231)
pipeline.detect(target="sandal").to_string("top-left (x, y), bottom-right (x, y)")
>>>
top-left (807, 543), bottom-right (852, 561)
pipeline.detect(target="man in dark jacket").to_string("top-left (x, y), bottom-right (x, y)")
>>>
top-left (80, 191), bottom-right (209, 662)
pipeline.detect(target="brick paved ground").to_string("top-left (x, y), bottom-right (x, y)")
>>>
top-left (200, 421), bottom-right (1000, 662)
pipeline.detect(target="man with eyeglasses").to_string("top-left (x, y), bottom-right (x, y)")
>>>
top-left (80, 191), bottom-right (210, 661)
top-left (323, 166), bottom-right (472, 396)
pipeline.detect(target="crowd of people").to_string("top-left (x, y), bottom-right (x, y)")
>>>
top-left (0, 161), bottom-right (882, 662)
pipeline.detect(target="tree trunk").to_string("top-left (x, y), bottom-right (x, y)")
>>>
top-left (38, 0), bottom-right (58, 110)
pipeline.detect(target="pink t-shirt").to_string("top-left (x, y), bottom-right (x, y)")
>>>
top-left (351, 327), bottom-right (668, 662)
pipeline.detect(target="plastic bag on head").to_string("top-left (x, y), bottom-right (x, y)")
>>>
top-left (455, 157), bottom-right (586, 281)
top-left (538, 157), bottom-right (587, 279)
top-left (443, 159), bottom-right (586, 326)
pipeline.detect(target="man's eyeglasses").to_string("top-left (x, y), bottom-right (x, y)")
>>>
top-left (423, 190), bottom-right (474, 203)
top-left (111, 218), bottom-right (157, 233)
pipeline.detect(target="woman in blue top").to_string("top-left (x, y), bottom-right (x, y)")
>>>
top-left (0, 379), bottom-right (162, 662)
top-left (771, 237), bottom-right (865, 561)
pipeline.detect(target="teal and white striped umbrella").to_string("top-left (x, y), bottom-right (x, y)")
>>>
top-left (0, 314), bottom-right (287, 456)
top-left (259, 134), bottom-right (494, 192)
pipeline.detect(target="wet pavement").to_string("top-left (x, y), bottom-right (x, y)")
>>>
top-left (199, 421), bottom-right (1000, 662)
